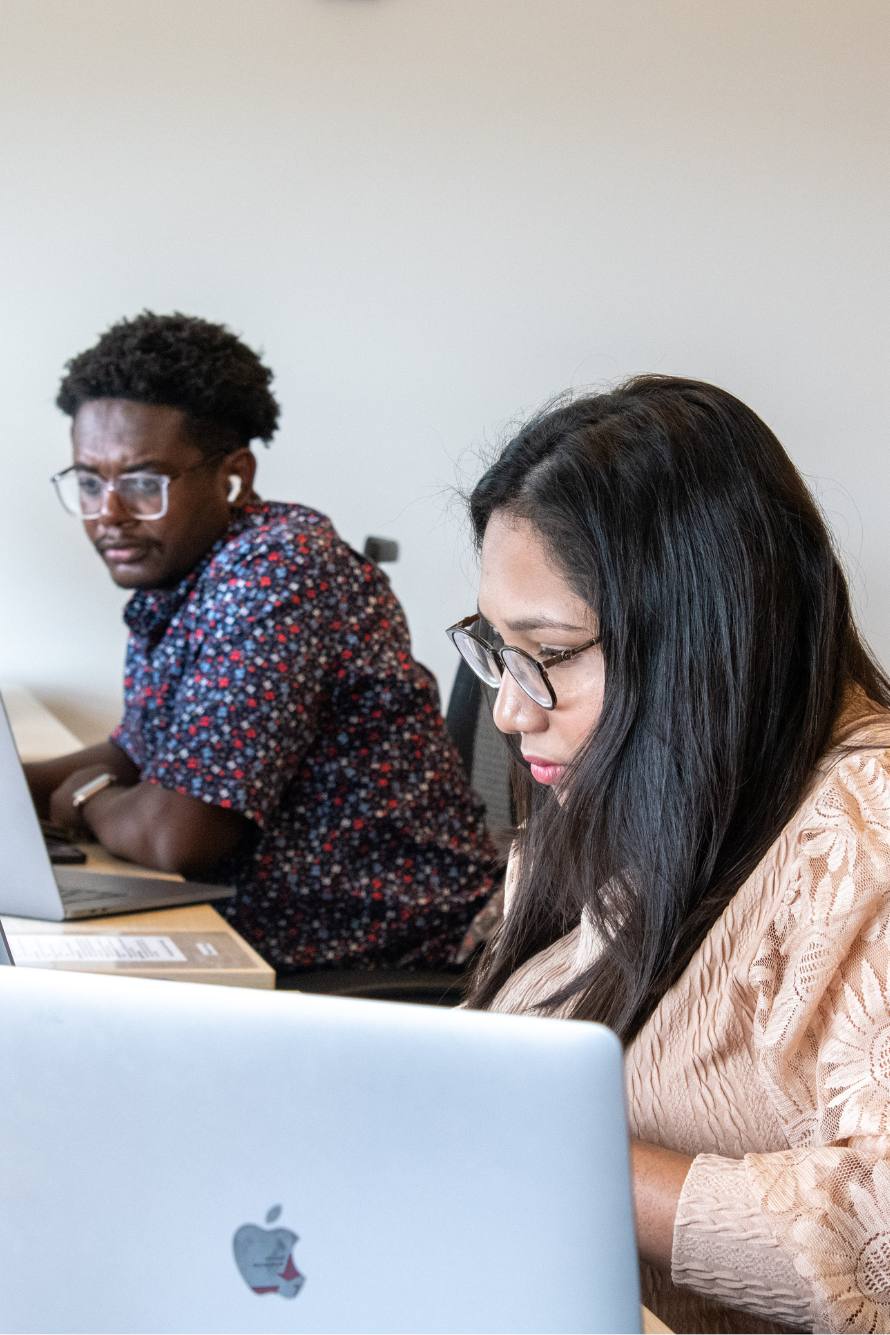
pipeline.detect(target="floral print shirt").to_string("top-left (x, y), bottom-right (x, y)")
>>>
top-left (112, 500), bottom-right (495, 971)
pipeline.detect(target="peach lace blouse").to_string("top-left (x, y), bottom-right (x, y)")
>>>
top-left (491, 698), bottom-right (890, 1333)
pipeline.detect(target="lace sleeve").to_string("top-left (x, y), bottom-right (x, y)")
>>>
top-left (740, 749), bottom-right (890, 1331)
top-left (501, 842), bottom-right (520, 915)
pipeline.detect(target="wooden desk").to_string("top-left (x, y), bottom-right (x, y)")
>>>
top-left (1, 683), bottom-right (83, 759)
top-left (1, 903), bottom-right (273, 988)
top-left (643, 1306), bottom-right (671, 1333)
top-left (1, 684), bottom-right (274, 989)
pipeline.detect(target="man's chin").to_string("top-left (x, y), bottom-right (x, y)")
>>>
top-left (102, 557), bottom-right (158, 589)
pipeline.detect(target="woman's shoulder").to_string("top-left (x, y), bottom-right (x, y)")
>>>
top-left (746, 694), bottom-right (890, 973)
top-left (669, 696), bottom-right (890, 997)
top-left (798, 692), bottom-right (890, 862)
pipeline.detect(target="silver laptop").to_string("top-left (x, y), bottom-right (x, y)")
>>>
top-left (0, 967), bottom-right (641, 1334)
top-left (0, 693), bottom-right (234, 918)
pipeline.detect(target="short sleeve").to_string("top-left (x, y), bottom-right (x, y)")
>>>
top-left (672, 749), bottom-right (890, 1330)
top-left (138, 545), bottom-right (327, 826)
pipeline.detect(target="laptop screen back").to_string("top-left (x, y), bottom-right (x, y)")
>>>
top-left (0, 694), bottom-right (65, 918)
top-left (0, 968), bottom-right (640, 1334)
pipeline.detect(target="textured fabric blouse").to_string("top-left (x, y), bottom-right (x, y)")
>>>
top-left (491, 697), bottom-right (890, 1333)
top-left (111, 500), bottom-right (495, 972)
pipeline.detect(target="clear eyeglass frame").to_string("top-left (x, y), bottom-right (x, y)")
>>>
top-left (445, 613), bottom-right (600, 710)
top-left (50, 454), bottom-right (229, 521)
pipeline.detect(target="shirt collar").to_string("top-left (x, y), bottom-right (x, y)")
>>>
top-left (122, 506), bottom-right (257, 639)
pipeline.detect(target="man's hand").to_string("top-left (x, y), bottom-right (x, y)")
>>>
top-left (48, 763), bottom-right (133, 837)
top-left (33, 743), bottom-right (250, 877)
top-left (25, 740), bottom-right (140, 820)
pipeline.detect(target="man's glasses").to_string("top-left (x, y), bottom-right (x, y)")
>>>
top-left (446, 614), bottom-right (600, 710)
top-left (50, 455), bottom-right (227, 521)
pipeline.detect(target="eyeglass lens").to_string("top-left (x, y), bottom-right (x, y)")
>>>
top-left (500, 648), bottom-right (553, 707)
top-left (451, 628), bottom-right (553, 708)
top-left (54, 471), bottom-right (169, 519)
top-left (451, 630), bottom-right (501, 689)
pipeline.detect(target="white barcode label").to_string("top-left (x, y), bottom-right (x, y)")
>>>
top-left (12, 935), bottom-right (188, 965)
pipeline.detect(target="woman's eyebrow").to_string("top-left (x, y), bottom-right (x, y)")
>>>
top-left (476, 605), bottom-right (590, 634)
top-left (506, 616), bottom-right (591, 633)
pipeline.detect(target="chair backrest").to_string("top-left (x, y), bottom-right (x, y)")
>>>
top-left (445, 660), bottom-right (514, 840)
top-left (362, 535), bottom-right (399, 564)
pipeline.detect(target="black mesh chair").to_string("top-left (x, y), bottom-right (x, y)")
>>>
top-left (445, 662), bottom-right (514, 846)
top-left (277, 965), bottom-right (471, 1005)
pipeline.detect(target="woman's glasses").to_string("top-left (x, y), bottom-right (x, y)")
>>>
top-left (446, 614), bottom-right (599, 710)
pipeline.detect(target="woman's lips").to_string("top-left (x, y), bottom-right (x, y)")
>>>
top-left (523, 755), bottom-right (566, 785)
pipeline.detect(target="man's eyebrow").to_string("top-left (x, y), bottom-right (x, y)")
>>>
top-left (74, 459), bottom-right (169, 474)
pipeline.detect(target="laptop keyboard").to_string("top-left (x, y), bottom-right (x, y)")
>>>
top-left (59, 884), bottom-right (130, 906)
top-left (54, 867), bottom-right (235, 910)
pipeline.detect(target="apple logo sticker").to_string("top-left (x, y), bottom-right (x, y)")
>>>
top-left (233, 1204), bottom-right (305, 1298)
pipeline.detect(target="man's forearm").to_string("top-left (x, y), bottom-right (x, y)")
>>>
top-left (80, 779), bottom-right (249, 875)
top-left (80, 782), bottom-right (187, 871)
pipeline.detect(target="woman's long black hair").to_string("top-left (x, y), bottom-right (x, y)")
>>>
top-left (465, 375), bottom-right (890, 1041)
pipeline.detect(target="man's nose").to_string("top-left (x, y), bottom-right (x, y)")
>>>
top-left (97, 481), bottom-right (131, 523)
top-left (491, 669), bottom-right (548, 736)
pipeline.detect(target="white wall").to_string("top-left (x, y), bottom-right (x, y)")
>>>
top-left (1, 0), bottom-right (888, 739)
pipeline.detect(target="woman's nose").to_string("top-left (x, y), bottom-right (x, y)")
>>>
top-left (491, 669), bottom-right (548, 736)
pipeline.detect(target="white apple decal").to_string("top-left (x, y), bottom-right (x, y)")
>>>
top-left (233, 1204), bottom-right (305, 1298)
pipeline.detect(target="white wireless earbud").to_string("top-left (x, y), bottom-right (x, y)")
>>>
top-left (227, 476), bottom-right (242, 502)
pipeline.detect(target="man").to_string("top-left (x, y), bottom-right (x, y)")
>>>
top-left (27, 311), bottom-right (495, 972)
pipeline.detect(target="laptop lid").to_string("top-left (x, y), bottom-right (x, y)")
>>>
top-left (0, 692), bottom-right (68, 918)
top-left (0, 692), bottom-right (234, 918)
top-left (0, 917), bottom-right (13, 964)
top-left (0, 969), bottom-right (641, 1334)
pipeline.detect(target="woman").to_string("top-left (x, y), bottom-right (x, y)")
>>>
top-left (447, 376), bottom-right (890, 1333)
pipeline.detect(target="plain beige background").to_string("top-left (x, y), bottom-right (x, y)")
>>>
top-left (1, 0), bottom-right (888, 737)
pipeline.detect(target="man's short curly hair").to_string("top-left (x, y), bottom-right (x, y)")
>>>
top-left (56, 311), bottom-right (280, 451)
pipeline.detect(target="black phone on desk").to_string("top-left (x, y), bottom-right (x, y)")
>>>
top-left (39, 820), bottom-right (87, 865)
